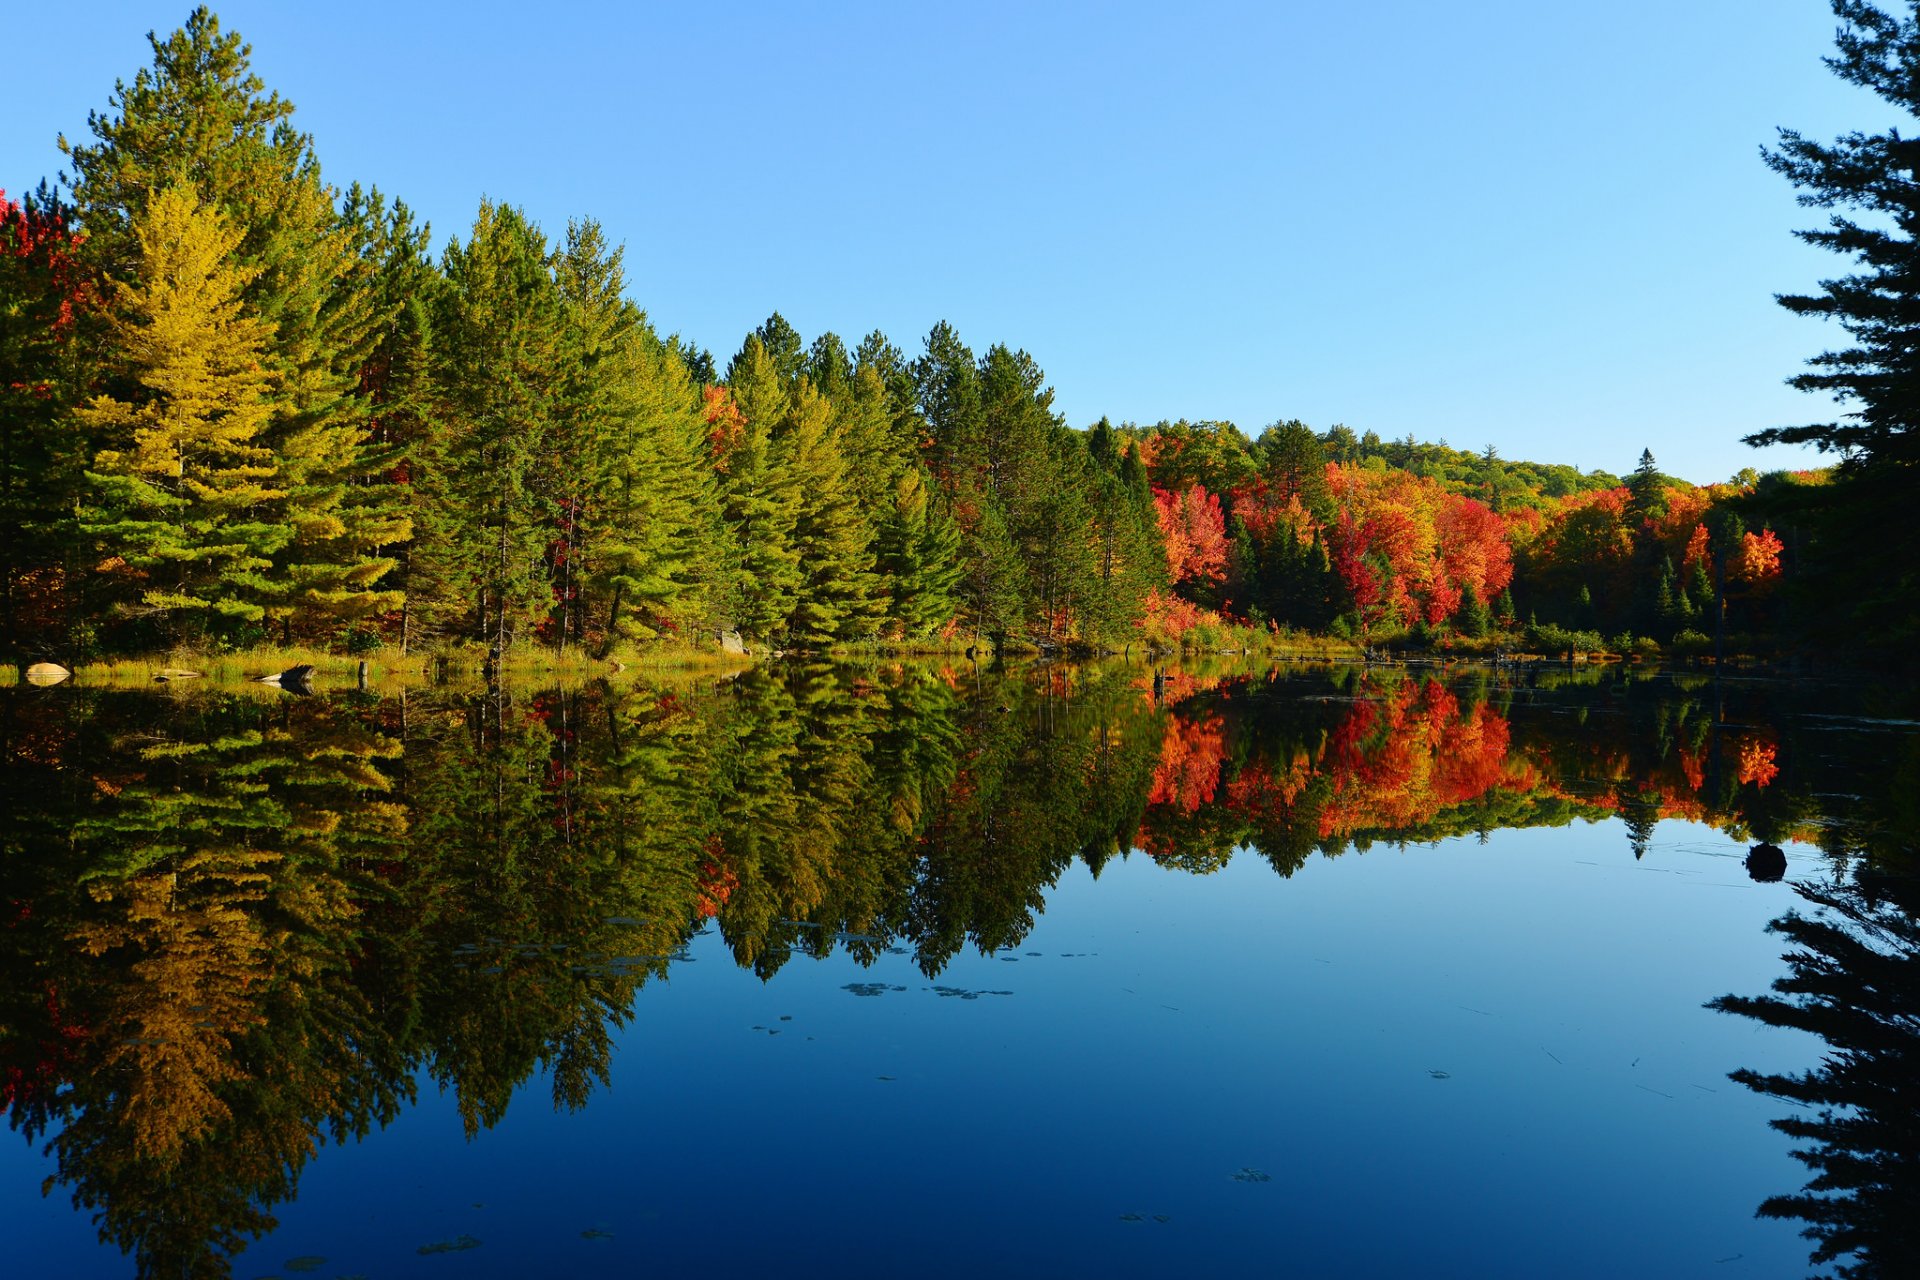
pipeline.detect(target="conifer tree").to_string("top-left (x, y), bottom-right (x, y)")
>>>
top-left (1748, 1), bottom-right (1920, 651)
top-left (875, 466), bottom-right (963, 638)
top-left (78, 185), bottom-right (288, 639)
top-left (414, 200), bottom-right (565, 651)
top-left (779, 380), bottom-right (880, 646)
top-left (717, 338), bottom-right (802, 641)
top-left (63, 7), bottom-right (403, 639)
top-left (1081, 422), bottom-right (1162, 642)
top-left (597, 337), bottom-right (723, 645)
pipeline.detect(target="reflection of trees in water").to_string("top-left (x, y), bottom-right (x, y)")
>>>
top-left (1710, 874), bottom-right (1920, 1280)
top-left (1, 664), bottom-right (1914, 1278)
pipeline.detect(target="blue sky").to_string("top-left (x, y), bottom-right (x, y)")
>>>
top-left (1, 2), bottom-right (1883, 483)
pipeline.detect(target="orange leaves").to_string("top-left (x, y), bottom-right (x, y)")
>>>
top-left (1141, 589), bottom-right (1220, 639)
top-left (702, 385), bottom-right (746, 473)
top-left (1146, 711), bottom-right (1227, 814)
top-left (1735, 733), bottom-right (1780, 788)
top-left (1736, 528), bottom-right (1784, 585)
top-left (1153, 484), bottom-right (1228, 587)
top-left (1683, 523), bottom-right (1711, 574)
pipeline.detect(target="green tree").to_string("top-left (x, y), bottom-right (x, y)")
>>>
top-left (78, 185), bottom-right (289, 641)
top-left (414, 200), bottom-right (566, 651)
top-left (780, 380), bottom-right (880, 646)
top-left (1083, 422), bottom-right (1166, 643)
top-left (875, 465), bottom-right (963, 638)
top-left (63, 6), bottom-right (404, 640)
top-left (717, 338), bottom-right (802, 641)
top-left (1748, 1), bottom-right (1920, 653)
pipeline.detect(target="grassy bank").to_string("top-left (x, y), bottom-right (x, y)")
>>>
top-left (5, 639), bottom-right (751, 689)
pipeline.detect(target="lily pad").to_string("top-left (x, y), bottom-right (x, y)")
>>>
top-left (417, 1234), bottom-right (482, 1255)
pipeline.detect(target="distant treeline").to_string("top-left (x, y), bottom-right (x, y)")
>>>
top-left (0, 9), bottom-right (1862, 664)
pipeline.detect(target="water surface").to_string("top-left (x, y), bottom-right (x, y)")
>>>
top-left (3, 662), bottom-right (1914, 1277)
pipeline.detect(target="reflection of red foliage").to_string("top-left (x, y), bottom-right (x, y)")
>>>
top-left (1148, 712), bottom-right (1226, 813)
top-left (1222, 752), bottom-right (1315, 825)
top-left (1316, 682), bottom-right (1522, 836)
top-left (0, 984), bottom-right (89, 1118)
top-left (696, 836), bottom-right (739, 918)
top-left (1735, 734), bottom-right (1779, 788)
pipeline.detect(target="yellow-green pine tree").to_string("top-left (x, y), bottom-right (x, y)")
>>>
top-left (79, 185), bottom-right (287, 637)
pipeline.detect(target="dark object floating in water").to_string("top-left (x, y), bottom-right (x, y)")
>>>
top-left (417, 1234), bottom-right (482, 1254)
top-left (1232, 1167), bottom-right (1273, 1183)
top-left (876, 1075), bottom-right (896, 1081)
top-left (283, 1258), bottom-right (327, 1273)
top-left (843, 982), bottom-right (907, 997)
top-left (1428, 1069), bottom-right (1451, 1079)
top-left (1745, 842), bottom-right (1788, 882)
top-left (254, 663), bottom-right (315, 692)
top-left (929, 985), bottom-right (1013, 1000)
top-left (1119, 1211), bottom-right (1173, 1223)
top-left (581, 1228), bottom-right (615, 1241)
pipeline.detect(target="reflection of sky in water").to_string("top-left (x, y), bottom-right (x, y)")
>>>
top-left (5, 815), bottom-right (1822, 1277)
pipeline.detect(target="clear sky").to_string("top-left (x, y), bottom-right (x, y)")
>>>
top-left (0, 1), bottom-right (1884, 483)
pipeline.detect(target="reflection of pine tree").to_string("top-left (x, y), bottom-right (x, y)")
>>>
top-left (19, 689), bottom-right (408, 1280)
top-left (1710, 876), bottom-right (1920, 1280)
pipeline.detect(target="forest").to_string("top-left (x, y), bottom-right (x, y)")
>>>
top-left (1, 7), bottom-right (1910, 670)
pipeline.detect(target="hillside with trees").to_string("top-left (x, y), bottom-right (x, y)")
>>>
top-left (0, 7), bottom-right (1894, 671)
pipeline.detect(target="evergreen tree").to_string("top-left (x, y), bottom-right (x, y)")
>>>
top-left (62, 7), bottom-right (402, 639)
top-left (1257, 419), bottom-right (1333, 521)
top-left (78, 185), bottom-right (289, 641)
top-left (1083, 423), bottom-right (1166, 642)
top-left (779, 380), bottom-right (880, 646)
top-left (1457, 581), bottom-right (1491, 638)
top-left (1748, 1), bottom-right (1920, 653)
top-left (597, 338), bottom-right (723, 646)
top-left (717, 339), bottom-right (801, 641)
top-left (1626, 448), bottom-right (1666, 528)
top-left (806, 331), bottom-right (854, 404)
top-left (414, 200), bottom-right (566, 651)
top-left (875, 466), bottom-right (962, 638)
top-left (1023, 431), bottom-right (1096, 644)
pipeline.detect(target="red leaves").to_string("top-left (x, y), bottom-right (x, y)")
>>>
top-left (1324, 465), bottom-right (1511, 630)
top-left (1153, 483), bottom-right (1228, 587)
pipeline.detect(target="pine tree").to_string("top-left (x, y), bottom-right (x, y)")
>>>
top-left (78, 185), bottom-right (288, 640)
top-left (779, 380), bottom-right (880, 646)
top-left (717, 339), bottom-right (801, 641)
top-left (1748, 1), bottom-right (1920, 652)
top-left (875, 466), bottom-right (962, 638)
top-left (1083, 424), bottom-right (1165, 642)
top-left (1457, 581), bottom-right (1491, 637)
top-left (414, 200), bottom-right (566, 651)
top-left (597, 338), bottom-right (723, 646)
top-left (1626, 448), bottom-right (1665, 529)
top-left (63, 7), bottom-right (402, 639)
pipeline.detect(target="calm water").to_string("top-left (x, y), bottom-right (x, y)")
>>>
top-left (2, 661), bottom-right (1915, 1279)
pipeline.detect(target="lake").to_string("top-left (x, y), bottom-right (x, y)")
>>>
top-left (3, 661), bottom-right (1915, 1278)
